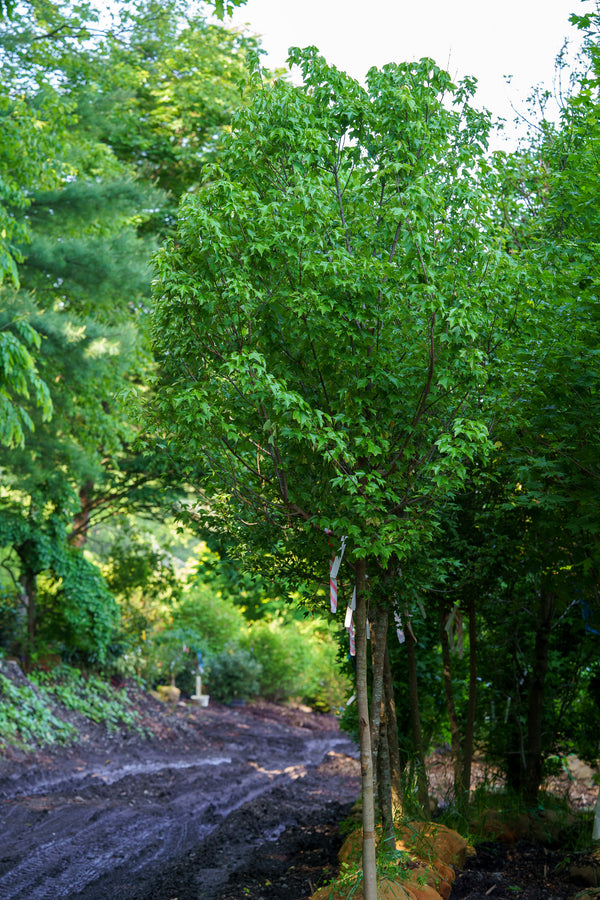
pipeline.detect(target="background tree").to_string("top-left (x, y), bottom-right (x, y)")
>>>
top-left (475, 7), bottom-right (600, 803)
top-left (0, 309), bottom-right (52, 448)
top-left (0, 0), bottom-right (260, 663)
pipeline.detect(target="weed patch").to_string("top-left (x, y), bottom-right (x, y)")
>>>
top-left (0, 668), bottom-right (76, 748)
top-left (30, 665), bottom-right (142, 732)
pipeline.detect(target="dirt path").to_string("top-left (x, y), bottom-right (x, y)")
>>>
top-left (0, 700), bottom-right (361, 900)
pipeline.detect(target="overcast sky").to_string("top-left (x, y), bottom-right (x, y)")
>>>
top-left (228, 0), bottom-right (592, 145)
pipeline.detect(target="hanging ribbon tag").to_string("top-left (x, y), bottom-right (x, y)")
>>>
top-left (344, 583), bottom-right (356, 627)
top-left (328, 536), bottom-right (346, 613)
top-left (330, 536), bottom-right (346, 579)
top-left (345, 581), bottom-right (359, 654)
top-left (347, 615), bottom-right (356, 656)
top-left (394, 608), bottom-right (405, 644)
top-left (329, 556), bottom-right (338, 613)
top-left (344, 604), bottom-right (353, 629)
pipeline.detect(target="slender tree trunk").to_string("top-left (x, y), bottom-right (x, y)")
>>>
top-left (593, 765), bottom-right (600, 842)
top-left (439, 602), bottom-right (463, 800)
top-left (523, 589), bottom-right (555, 804)
top-left (21, 569), bottom-right (37, 649)
top-left (461, 595), bottom-right (477, 801)
top-left (377, 711), bottom-right (395, 848)
top-left (504, 642), bottom-right (528, 794)
top-left (383, 641), bottom-right (403, 817)
top-left (355, 558), bottom-right (378, 899)
top-left (16, 540), bottom-right (39, 666)
top-left (370, 607), bottom-right (389, 804)
top-left (405, 608), bottom-right (429, 816)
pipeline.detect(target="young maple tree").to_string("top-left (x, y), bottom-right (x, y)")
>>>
top-left (152, 48), bottom-right (515, 896)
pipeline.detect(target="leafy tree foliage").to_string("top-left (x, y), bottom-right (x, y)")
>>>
top-left (153, 50), bottom-right (513, 563)
top-left (70, 0), bottom-right (261, 211)
top-left (0, 309), bottom-right (52, 447)
top-left (474, 9), bottom-right (600, 802)
top-left (4, 0), bottom-right (600, 860)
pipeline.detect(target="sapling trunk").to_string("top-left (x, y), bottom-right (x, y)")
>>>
top-left (523, 589), bottom-right (555, 804)
top-left (355, 557), bottom-right (378, 900)
top-left (377, 711), bottom-right (395, 848)
top-left (593, 767), bottom-right (600, 842)
top-left (383, 641), bottom-right (404, 817)
top-left (461, 595), bottom-right (477, 801)
top-left (370, 607), bottom-right (389, 804)
top-left (439, 601), bottom-right (463, 800)
top-left (371, 607), bottom-right (394, 849)
top-left (405, 608), bottom-right (429, 815)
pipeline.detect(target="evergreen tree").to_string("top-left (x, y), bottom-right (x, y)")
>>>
top-left (0, 0), bottom-right (257, 662)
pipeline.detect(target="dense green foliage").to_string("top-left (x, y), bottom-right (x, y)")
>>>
top-left (149, 4), bottom-right (600, 833)
top-left (31, 664), bottom-right (142, 731)
top-left (148, 45), bottom-right (543, 892)
top-left (152, 49), bottom-right (512, 568)
top-left (0, 665), bottom-right (77, 746)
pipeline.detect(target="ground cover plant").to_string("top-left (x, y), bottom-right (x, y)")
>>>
top-left (30, 664), bottom-right (142, 732)
top-left (0, 659), bottom-right (147, 748)
top-left (0, 664), bottom-right (77, 747)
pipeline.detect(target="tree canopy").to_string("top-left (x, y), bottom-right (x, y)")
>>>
top-left (0, 0), bottom-right (261, 664)
top-left (153, 49), bottom-right (515, 566)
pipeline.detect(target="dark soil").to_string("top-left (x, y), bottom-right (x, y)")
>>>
top-left (452, 841), bottom-right (579, 900)
top-left (0, 674), bottom-right (597, 900)
top-left (0, 686), bottom-right (360, 900)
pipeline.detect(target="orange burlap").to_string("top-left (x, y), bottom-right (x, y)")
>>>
top-left (394, 821), bottom-right (472, 868)
top-left (337, 828), bottom-right (363, 866)
top-left (310, 875), bottom-right (444, 900)
top-left (409, 862), bottom-right (453, 900)
top-left (314, 821), bottom-right (471, 900)
top-left (310, 876), bottom-right (417, 899)
top-left (338, 821), bottom-right (471, 870)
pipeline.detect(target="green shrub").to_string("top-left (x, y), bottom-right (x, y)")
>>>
top-left (175, 583), bottom-right (247, 654)
top-left (297, 621), bottom-right (351, 712)
top-left (138, 626), bottom-right (204, 694)
top-left (244, 617), bottom-right (349, 710)
top-left (244, 618), bottom-right (304, 701)
top-left (137, 582), bottom-right (248, 694)
top-left (205, 642), bottom-right (262, 704)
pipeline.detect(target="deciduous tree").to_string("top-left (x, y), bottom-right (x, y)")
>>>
top-left (152, 48), bottom-right (516, 894)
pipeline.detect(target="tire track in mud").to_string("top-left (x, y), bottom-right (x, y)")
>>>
top-left (0, 711), bottom-right (359, 900)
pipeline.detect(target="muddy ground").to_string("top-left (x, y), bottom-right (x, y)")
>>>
top-left (0, 690), bottom-right (361, 900)
top-left (0, 680), bottom-right (598, 900)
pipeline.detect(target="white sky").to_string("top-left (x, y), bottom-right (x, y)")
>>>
top-left (228, 0), bottom-right (592, 146)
